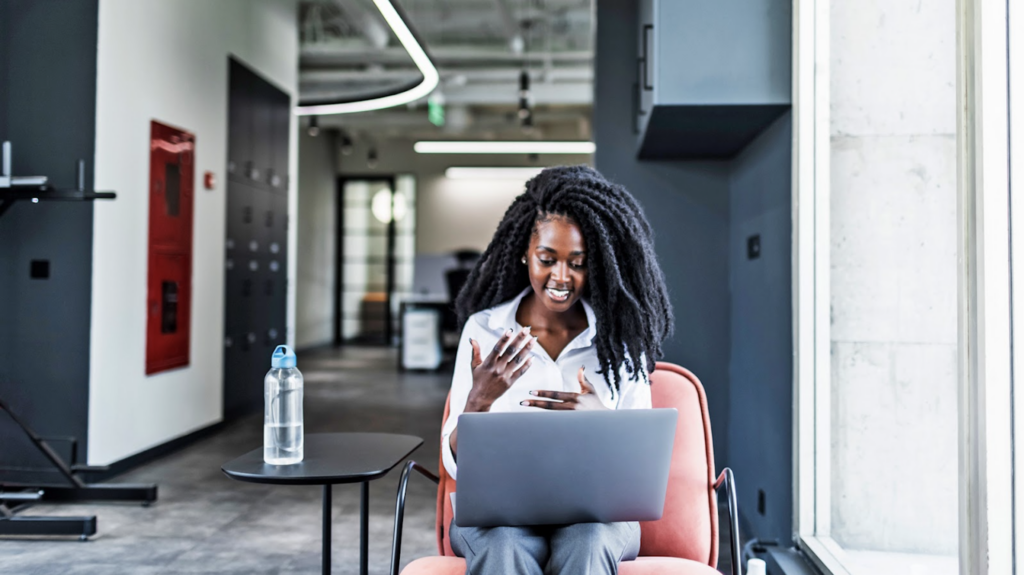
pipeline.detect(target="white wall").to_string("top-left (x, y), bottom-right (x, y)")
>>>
top-left (295, 129), bottom-right (337, 349)
top-left (337, 137), bottom-right (591, 255)
top-left (88, 0), bottom-right (298, 465)
top-left (828, 0), bottom-right (957, 554)
top-left (416, 176), bottom-right (529, 254)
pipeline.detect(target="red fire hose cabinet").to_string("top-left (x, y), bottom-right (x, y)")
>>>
top-left (146, 121), bottom-right (195, 375)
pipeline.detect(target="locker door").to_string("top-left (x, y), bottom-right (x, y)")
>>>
top-left (226, 182), bottom-right (254, 253)
top-left (269, 191), bottom-right (288, 340)
top-left (270, 192), bottom-right (288, 257)
top-left (227, 59), bottom-right (252, 181)
top-left (252, 79), bottom-right (274, 187)
top-left (249, 188), bottom-right (271, 258)
top-left (222, 318), bottom-right (248, 419)
top-left (270, 88), bottom-right (291, 191)
top-left (266, 246), bottom-right (286, 348)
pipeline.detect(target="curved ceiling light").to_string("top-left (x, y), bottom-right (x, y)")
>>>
top-left (295, 0), bottom-right (439, 116)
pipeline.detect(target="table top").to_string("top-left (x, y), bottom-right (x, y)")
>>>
top-left (221, 432), bottom-right (423, 486)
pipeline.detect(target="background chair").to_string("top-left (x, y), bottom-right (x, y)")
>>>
top-left (389, 362), bottom-right (740, 575)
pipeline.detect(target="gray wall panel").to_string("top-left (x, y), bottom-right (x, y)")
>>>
top-left (656, 0), bottom-right (790, 105)
top-left (728, 112), bottom-right (793, 542)
top-left (0, 0), bottom-right (98, 481)
top-left (594, 0), bottom-right (732, 467)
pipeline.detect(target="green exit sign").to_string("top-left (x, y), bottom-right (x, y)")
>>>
top-left (428, 94), bottom-right (444, 127)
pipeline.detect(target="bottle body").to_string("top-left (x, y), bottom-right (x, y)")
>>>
top-left (264, 366), bottom-right (304, 465)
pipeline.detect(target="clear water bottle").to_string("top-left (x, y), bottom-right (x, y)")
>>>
top-left (264, 345), bottom-right (303, 465)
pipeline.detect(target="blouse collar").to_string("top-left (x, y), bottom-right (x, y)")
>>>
top-left (486, 287), bottom-right (597, 348)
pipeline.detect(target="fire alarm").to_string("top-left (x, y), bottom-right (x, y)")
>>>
top-left (204, 171), bottom-right (216, 190)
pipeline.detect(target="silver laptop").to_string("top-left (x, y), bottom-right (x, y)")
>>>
top-left (454, 408), bottom-right (678, 527)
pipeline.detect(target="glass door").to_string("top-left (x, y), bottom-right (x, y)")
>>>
top-left (336, 176), bottom-right (416, 345)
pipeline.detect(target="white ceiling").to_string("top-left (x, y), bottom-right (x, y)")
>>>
top-left (298, 0), bottom-right (594, 140)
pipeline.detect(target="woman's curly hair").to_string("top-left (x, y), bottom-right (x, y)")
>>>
top-left (455, 165), bottom-right (673, 394)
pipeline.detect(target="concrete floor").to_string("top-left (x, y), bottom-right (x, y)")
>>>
top-left (0, 346), bottom-right (734, 574)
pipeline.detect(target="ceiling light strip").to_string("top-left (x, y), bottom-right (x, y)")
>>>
top-left (444, 167), bottom-right (545, 180)
top-left (295, 0), bottom-right (439, 116)
top-left (415, 141), bottom-right (596, 154)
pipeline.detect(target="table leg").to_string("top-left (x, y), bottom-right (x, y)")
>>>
top-left (360, 481), bottom-right (369, 575)
top-left (323, 484), bottom-right (332, 575)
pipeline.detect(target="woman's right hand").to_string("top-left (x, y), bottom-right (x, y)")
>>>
top-left (465, 327), bottom-right (536, 413)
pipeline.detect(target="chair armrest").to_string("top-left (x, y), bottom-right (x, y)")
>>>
top-left (391, 460), bottom-right (441, 575)
top-left (715, 468), bottom-right (741, 575)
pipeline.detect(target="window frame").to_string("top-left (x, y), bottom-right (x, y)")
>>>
top-left (789, 1), bottom-right (1016, 574)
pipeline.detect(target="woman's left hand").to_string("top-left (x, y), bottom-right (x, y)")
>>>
top-left (523, 367), bottom-right (609, 411)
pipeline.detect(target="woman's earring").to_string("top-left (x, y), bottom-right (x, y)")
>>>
top-left (521, 257), bottom-right (527, 264)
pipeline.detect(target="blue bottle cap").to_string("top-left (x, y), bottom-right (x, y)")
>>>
top-left (271, 345), bottom-right (296, 368)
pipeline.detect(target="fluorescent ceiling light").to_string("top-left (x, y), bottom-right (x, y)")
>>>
top-left (415, 141), bottom-right (596, 154)
top-left (296, 0), bottom-right (439, 116)
top-left (445, 167), bottom-right (545, 180)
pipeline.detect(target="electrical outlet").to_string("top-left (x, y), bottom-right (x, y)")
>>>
top-left (758, 489), bottom-right (766, 515)
top-left (747, 235), bottom-right (761, 260)
top-left (30, 260), bottom-right (49, 279)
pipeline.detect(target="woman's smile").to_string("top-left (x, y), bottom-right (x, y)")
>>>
top-left (545, 287), bottom-right (572, 302)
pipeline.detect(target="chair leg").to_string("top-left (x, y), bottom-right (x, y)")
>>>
top-left (390, 461), bottom-right (440, 575)
top-left (715, 468), bottom-right (741, 575)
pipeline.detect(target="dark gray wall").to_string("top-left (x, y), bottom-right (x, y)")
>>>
top-left (0, 2), bottom-right (7, 140)
top-left (656, 0), bottom-right (791, 105)
top-left (0, 0), bottom-right (99, 481)
top-left (594, 0), bottom-right (732, 466)
top-left (728, 112), bottom-right (792, 542)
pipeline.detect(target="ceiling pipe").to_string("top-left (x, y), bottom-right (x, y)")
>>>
top-left (300, 67), bottom-right (593, 84)
top-left (300, 44), bottom-right (592, 65)
top-left (331, 0), bottom-right (390, 49)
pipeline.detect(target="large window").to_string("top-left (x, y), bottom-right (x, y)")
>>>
top-left (792, 1), bottom-right (1019, 573)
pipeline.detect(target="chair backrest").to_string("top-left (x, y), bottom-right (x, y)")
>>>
top-left (436, 394), bottom-right (457, 557)
top-left (434, 362), bottom-right (718, 567)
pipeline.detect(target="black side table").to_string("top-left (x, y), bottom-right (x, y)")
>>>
top-left (222, 432), bottom-right (422, 575)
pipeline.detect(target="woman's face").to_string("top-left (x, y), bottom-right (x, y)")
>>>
top-left (524, 215), bottom-right (588, 314)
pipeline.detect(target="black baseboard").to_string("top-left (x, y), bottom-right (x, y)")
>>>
top-left (82, 421), bottom-right (226, 483)
top-left (766, 547), bottom-right (822, 575)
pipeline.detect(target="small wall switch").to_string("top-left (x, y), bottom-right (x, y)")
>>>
top-left (758, 489), bottom-right (766, 515)
top-left (747, 234), bottom-right (761, 260)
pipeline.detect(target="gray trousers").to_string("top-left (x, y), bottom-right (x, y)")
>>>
top-left (449, 521), bottom-right (641, 575)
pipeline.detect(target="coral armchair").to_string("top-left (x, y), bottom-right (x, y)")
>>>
top-left (389, 362), bottom-right (740, 575)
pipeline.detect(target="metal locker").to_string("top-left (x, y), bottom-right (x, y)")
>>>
top-left (227, 60), bottom-right (252, 180)
top-left (250, 188), bottom-right (271, 256)
top-left (251, 81), bottom-right (274, 181)
top-left (270, 89), bottom-right (290, 189)
top-left (223, 57), bottom-right (290, 419)
top-left (226, 183), bottom-right (253, 248)
top-left (270, 192), bottom-right (288, 248)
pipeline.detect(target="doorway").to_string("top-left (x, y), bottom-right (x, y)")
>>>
top-left (334, 175), bottom-right (416, 346)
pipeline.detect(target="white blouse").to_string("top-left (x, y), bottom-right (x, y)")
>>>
top-left (441, 288), bottom-right (652, 480)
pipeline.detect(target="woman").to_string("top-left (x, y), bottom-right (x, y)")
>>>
top-left (442, 165), bottom-right (673, 575)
